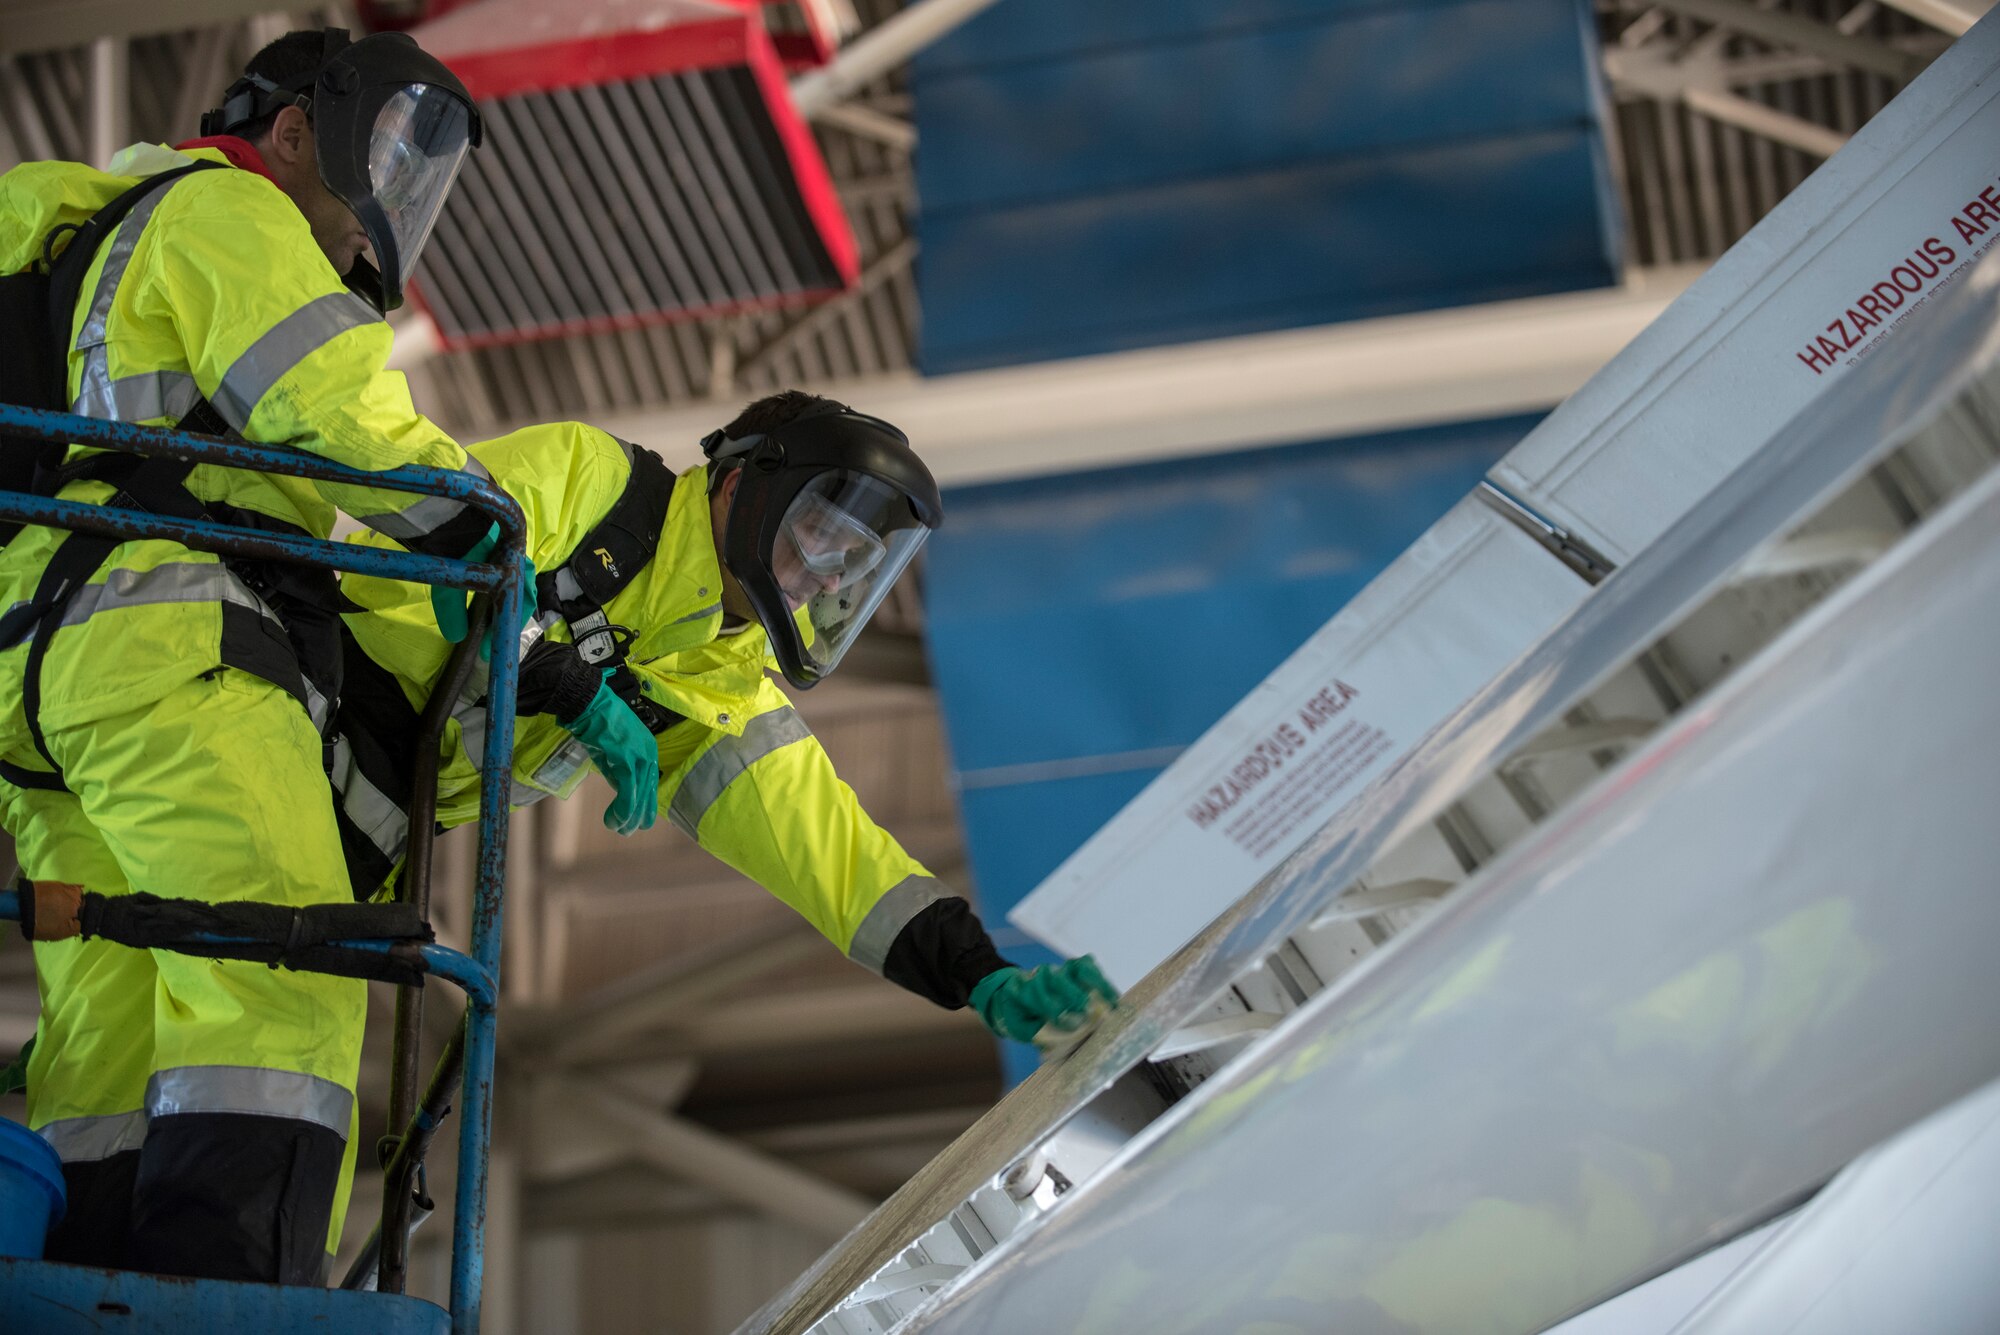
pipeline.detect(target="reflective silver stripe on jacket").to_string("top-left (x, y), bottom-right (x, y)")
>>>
top-left (70, 177), bottom-right (188, 422)
top-left (76, 177), bottom-right (179, 350)
top-left (36, 1108), bottom-right (149, 1163)
top-left (210, 290), bottom-right (381, 431)
top-left (56, 561), bottom-right (278, 631)
top-left (354, 454), bottom-right (495, 545)
top-left (668, 707), bottom-right (813, 838)
top-left (846, 875), bottom-right (958, 975)
top-left (146, 1065), bottom-right (352, 1138)
top-left (73, 367), bottom-right (200, 424)
top-left (328, 735), bottom-right (411, 865)
top-left (450, 697), bottom-right (560, 810)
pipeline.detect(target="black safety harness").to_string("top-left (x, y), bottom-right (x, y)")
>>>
top-left (0, 163), bottom-right (335, 793)
top-left (531, 439), bottom-right (687, 737)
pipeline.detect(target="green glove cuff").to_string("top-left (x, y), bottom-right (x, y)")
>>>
top-left (971, 958), bottom-right (1121, 1044)
top-left (433, 524), bottom-right (540, 654)
top-left (968, 965), bottom-right (1019, 1017)
top-left (565, 674), bottom-right (661, 836)
top-left (432, 524), bottom-right (500, 644)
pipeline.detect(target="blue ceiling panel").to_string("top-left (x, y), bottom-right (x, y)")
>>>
top-left (910, 0), bottom-right (1619, 373)
top-left (927, 417), bottom-right (1533, 774)
top-left (917, 0), bottom-right (1466, 77)
top-left (918, 127), bottom-right (1614, 373)
top-left (916, 0), bottom-right (1599, 217)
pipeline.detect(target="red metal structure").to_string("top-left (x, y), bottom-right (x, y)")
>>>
top-left (408, 0), bottom-right (858, 350)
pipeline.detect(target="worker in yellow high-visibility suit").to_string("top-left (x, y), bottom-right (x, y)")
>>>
top-left (0, 29), bottom-right (538, 1283)
top-left (337, 392), bottom-right (1119, 1040)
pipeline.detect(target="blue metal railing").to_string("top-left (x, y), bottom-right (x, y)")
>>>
top-left (0, 403), bottom-right (524, 1334)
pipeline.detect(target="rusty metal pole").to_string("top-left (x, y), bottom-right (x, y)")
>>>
top-left (381, 598), bottom-right (493, 1293)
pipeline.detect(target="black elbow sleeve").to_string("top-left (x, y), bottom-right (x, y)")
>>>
top-left (881, 897), bottom-right (1012, 1010)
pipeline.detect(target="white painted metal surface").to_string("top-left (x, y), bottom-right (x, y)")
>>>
top-left (1014, 495), bottom-right (1593, 987)
top-left (1673, 1075), bottom-right (2000, 1335)
top-left (736, 196), bottom-right (2000, 1335)
top-left (1495, 9), bottom-right (2000, 564)
top-left (900, 353), bottom-right (2000, 1335)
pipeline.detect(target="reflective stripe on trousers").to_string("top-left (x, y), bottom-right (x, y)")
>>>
top-left (37, 1065), bottom-right (352, 1163)
top-left (328, 734), bottom-right (410, 867)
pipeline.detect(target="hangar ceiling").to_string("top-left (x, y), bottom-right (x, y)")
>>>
top-left (1, 0), bottom-right (1965, 441)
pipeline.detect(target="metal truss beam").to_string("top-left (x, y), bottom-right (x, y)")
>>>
top-left (559, 1079), bottom-right (877, 1239)
top-left (734, 236), bottom-right (919, 385)
top-left (511, 918), bottom-right (821, 1065)
top-left (1645, 0), bottom-right (1929, 80)
top-left (791, 0), bottom-right (1005, 117)
top-left (1680, 85), bottom-right (1850, 157)
top-left (1, 0), bottom-right (280, 58)
top-left (1873, 0), bottom-right (1993, 34)
top-left (1604, 44), bottom-right (1856, 157)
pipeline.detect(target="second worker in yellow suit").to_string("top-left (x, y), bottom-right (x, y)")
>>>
top-left (0, 29), bottom-right (518, 1282)
top-left (336, 392), bottom-right (1118, 1037)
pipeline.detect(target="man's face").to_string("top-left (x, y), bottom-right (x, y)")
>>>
top-left (771, 492), bottom-right (875, 611)
top-left (708, 469), bottom-right (853, 619)
top-left (257, 106), bottom-right (369, 274)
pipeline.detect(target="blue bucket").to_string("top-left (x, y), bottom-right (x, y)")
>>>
top-left (0, 1116), bottom-right (64, 1258)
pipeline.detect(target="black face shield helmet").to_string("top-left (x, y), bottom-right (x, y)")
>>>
top-left (201, 29), bottom-right (482, 311)
top-left (703, 405), bottom-right (944, 690)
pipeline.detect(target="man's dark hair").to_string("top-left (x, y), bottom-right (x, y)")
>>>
top-left (721, 390), bottom-right (845, 441)
top-left (223, 30), bottom-right (327, 142)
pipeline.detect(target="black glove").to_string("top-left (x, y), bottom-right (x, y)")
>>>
top-left (516, 639), bottom-right (602, 721)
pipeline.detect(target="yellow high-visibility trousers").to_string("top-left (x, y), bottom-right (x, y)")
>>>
top-left (0, 668), bottom-right (364, 1282)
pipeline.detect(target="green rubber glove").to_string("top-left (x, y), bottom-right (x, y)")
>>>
top-left (433, 525), bottom-right (539, 654)
top-left (969, 956), bottom-right (1120, 1044)
top-left (561, 675), bottom-right (659, 835)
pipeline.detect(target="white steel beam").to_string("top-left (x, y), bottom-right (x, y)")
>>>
top-left (88, 39), bottom-right (129, 171)
top-left (813, 102), bottom-right (917, 150)
top-left (1, 59), bottom-right (55, 162)
top-left (579, 984), bottom-right (981, 1063)
top-left (1649, 0), bottom-right (1929, 79)
top-left (563, 1081), bottom-right (877, 1240)
top-left (1, 0), bottom-right (280, 57)
top-left (1873, 0), bottom-right (1994, 34)
top-left (514, 919), bottom-right (822, 1065)
top-left (170, 25), bottom-right (236, 137)
top-left (1683, 86), bottom-right (1851, 158)
top-left (736, 237), bottom-right (919, 385)
top-left (1604, 46), bottom-right (1854, 157)
top-left (584, 266), bottom-right (1702, 488)
top-left (790, 0), bottom-right (1005, 117)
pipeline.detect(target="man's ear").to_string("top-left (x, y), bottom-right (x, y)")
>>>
top-left (264, 104), bottom-right (313, 168)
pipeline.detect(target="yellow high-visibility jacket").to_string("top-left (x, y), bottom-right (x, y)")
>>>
top-left (0, 141), bottom-right (495, 735)
top-left (340, 421), bottom-right (990, 997)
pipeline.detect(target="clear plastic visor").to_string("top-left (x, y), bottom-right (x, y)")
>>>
top-left (368, 84), bottom-right (473, 288)
top-left (774, 473), bottom-right (928, 673)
